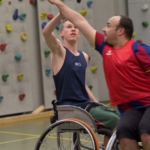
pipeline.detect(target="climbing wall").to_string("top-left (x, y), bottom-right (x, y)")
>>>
top-left (0, 0), bottom-right (34, 116)
top-left (37, 0), bottom-right (100, 108)
top-left (128, 0), bottom-right (150, 44)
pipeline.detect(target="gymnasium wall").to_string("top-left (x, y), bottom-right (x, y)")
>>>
top-left (128, 0), bottom-right (150, 45)
top-left (0, 0), bottom-right (127, 116)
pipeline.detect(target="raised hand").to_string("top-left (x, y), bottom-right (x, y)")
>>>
top-left (47, 0), bottom-right (60, 4)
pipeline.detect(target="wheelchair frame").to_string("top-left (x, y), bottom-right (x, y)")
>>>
top-left (34, 100), bottom-right (112, 150)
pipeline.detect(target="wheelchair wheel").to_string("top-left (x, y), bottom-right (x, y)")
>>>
top-left (105, 131), bottom-right (143, 150)
top-left (96, 128), bottom-right (112, 149)
top-left (35, 119), bottom-right (99, 150)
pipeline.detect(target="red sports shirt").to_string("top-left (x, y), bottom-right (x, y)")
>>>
top-left (94, 31), bottom-right (150, 106)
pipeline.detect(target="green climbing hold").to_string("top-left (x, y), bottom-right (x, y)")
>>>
top-left (19, 13), bottom-right (27, 20)
top-left (2, 74), bottom-right (9, 82)
top-left (88, 85), bottom-right (93, 90)
top-left (44, 50), bottom-right (50, 58)
top-left (142, 21), bottom-right (149, 28)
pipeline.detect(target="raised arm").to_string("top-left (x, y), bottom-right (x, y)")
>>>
top-left (48, 0), bottom-right (96, 46)
top-left (43, 13), bottom-right (63, 54)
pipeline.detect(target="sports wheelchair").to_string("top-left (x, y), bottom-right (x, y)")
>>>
top-left (34, 100), bottom-right (112, 150)
top-left (105, 131), bottom-right (143, 150)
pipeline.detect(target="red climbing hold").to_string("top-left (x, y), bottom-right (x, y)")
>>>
top-left (54, 89), bottom-right (56, 95)
top-left (19, 94), bottom-right (25, 101)
top-left (29, 0), bottom-right (33, 4)
top-left (137, 39), bottom-right (142, 43)
top-left (0, 43), bottom-right (7, 51)
top-left (8, 1), bottom-right (11, 5)
top-left (88, 56), bottom-right (91, 61)
top-left (47, 14), bottom-right (54, 20)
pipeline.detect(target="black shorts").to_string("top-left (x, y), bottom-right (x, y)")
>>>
top-left (117, 106), bottom-right (150, 141)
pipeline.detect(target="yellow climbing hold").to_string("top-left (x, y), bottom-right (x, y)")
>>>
top-left (17, 74), bottom-right (24, 81)
top-left (20, 32), bottom-right (28, 41)
top-left (40, 12), bottom-right (47, 20)
top-left (5, 24), bottom-right (12, 32)
top-left (91, 66), bottom-right (98, 73)
top-left (132, 32), bottom-right (136, 38)
top-left (0, 0), bottom-right (3, 4)
top-left (80, 10), bottom-right (87, 16)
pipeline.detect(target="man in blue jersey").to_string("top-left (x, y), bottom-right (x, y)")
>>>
top-left (42, 12), bottom-right (120, 133)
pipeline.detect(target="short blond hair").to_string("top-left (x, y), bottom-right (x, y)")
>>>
top-left (59, 18), bottom-right (68, 31)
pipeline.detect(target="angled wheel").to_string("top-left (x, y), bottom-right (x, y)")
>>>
top-left (35, 118), bottom-right (99, 150)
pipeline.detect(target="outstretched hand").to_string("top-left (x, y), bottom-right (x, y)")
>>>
top-left (47, 0), bottom-right (60, 4)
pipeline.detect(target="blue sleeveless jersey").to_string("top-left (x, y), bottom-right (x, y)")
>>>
top-left (53, 46), bottom-right (90, 106)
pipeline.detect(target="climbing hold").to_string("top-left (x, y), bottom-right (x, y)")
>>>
top-left (136, 39), bottom-right (142, 43)
top-left (13, 9), bottom-right (19, 20)
top-left (77, 0), bottom-right (81, 3)
top-left (42, 22), bottom-right (47, 29)
top-left (87, 1), bottom-right (93, 8)
top-left (0, 96), bottom-right (3, 103)
top-left (0, 0), bottom-right (3, 4)
top-left (54, 89), bottom-right (56, 95)
top-left (91, 66), bottom-right (98, 73)
top-left (2, 74), bottom-right (9, 82)
top-left (17, 73), bottom-right (24, 81)
top-left (132, 32), bottom-right (136, 38)
top-left (44, 50), bottom-right (50, 58)
top-left (47, 14), bottom-right (54, 20)
top-left (80, 10), bottom-right (87, 16)
top-left (45, 69), bottom-right (51, 76)
top-left (5, 24), bottom-right (12, 32)
top-left (29, 0), bottom-right (36, 5)
top-left (14, 53), bottom-right (22, 60)
top-left (88, 85), bottom-right (93, 90)
top-left (19, 13), bottom-right (27, 20)
top-left (0, 43), bottom-right (7, 51)
top-left (88, 56), bottom-right (91, 61)
top-left (142, 21), bottom-right (149, 27)
top-left (56, 22), bottom-right (61, 30)
top-left (19, 0), bottom-right (23, 1)
top-left (40, 12), bottom-right (47, 20)
top-left (8, 1), bottom-right (11, 5)
top-left (141, 3), bottom-right (149, 11)
top-left (20, 32), bottom-right (28, 41)
top-left (19, 94), bottom-right (25, 101)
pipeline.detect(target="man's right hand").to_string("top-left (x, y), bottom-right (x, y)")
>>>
top-left (47, 0), bottom-right (60, 5)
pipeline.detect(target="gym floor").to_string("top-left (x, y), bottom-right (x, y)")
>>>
top-left (0, 117), bottom-right (50, 150)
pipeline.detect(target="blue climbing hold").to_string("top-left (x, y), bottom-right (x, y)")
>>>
top-left (42, 22), bottom-right (47, 29)
top-left (45, 69), bottom-right (51, 76)
top-left (0, 96), bottom-right (3, 103)
top-left (13, 9), bottom-right (19, 20)
top-left (87, 1), bottom-right (93, 8)
top-left (56, 22), bottom-right (61, 30)
top-left (14, 53), bottom-right (22, 61)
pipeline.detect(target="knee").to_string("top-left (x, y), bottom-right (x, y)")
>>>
top-left (106, 114), bottom-right (120, 130)
top-left (138, 121), bottom-right (150, 135)
top-left (117, 122), bottom-right (132, 139)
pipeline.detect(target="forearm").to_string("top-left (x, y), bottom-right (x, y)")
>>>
top-left (85, 85), bottom-right (99, 102)
top-left (43, 13), bottom-right (63, 36)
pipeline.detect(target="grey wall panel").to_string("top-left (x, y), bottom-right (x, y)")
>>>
top-left (0, 0), bottom-right (43, 116)
top-left (128, 0), bottom-right (150, 45)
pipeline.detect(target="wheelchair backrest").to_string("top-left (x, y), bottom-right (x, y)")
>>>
top-left (57, 105), bottom-right (97, 131)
